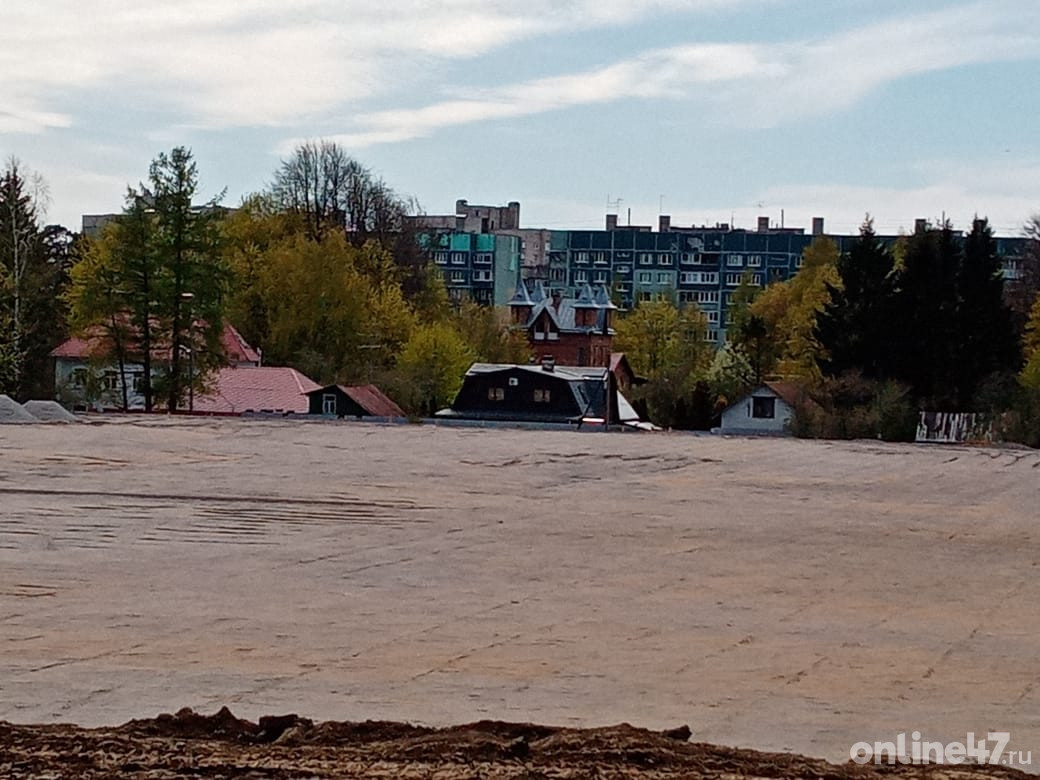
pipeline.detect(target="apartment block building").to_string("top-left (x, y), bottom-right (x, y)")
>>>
top-left (413, 201), bottom-right (1030, 342)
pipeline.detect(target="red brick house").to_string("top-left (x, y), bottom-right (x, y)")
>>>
top-left (508, 280), bottom-right (616, 368)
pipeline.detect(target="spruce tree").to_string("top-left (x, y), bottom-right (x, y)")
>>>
top-left (957, 218), bottom-right (1017, 406)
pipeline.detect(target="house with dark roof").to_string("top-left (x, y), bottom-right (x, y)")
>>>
top-left (437, 359), bottom-right (644, 427)
top-left (719, 381), bottom-right (804, 435)
top-left (305, 384), bottom-right (406, 419)
top-left (508, 280), bottom-right (617, 368)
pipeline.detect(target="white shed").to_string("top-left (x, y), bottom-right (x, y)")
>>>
top-left (719, 381), bottom-right (799, 435)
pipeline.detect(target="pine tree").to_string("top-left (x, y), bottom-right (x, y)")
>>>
top-left (148, 148), bottom-right (229, 410)
top-left (957, 218), bottom-right (1017, 405)
top-left (816, 218), bottom-right (896, 380)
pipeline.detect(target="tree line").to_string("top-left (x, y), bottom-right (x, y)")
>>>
top-left (1, 143), bottom-right (1039, 443)
top-left (615, 218), bottom-right (1040, 444)
top-left (0, 143), bottom-right (528, 415)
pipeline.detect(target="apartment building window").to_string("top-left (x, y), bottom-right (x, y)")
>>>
top-left (748, 254), bottom-right (763, 267)
top-left (678, 291), bottom-right (696, 303)
top-left (726, 254), bottom-right (743, 267)
top-left (594, 272), bottom-right (608, 284)
top-left (574, 271), bottom-right (588, 283)
top-left (656, 272), bottom-right (671, 285)
top-left (451, 252), bottom-right (467, 264)
top-left (434, 252), bottom-right (448, 264)
top-left (450, 270), bottom-right (466, 283)
top-left (574, 251), bottom-right (589, 264)
top-left (696, 290), bottom-right (719, 304)
top-left (473, 270), bottom-right (492, 282)
top-left (705, 329), bottom-right (720, 343)
top-left (725, 272), bottom-right (743, 286)
top-left (592, 251), bottom-right (608, 265)
top-left (616, 265), bottom-right (631, 275)
top-left (474, 252), bottom-right (493, 264)
top-left (659, 253), bottom-right (673, 265)
top-left (549, 268), bottom-right (566, 281)
top-left (638, 253), bottom-right (654, 265)
top-left (795, 255), bottom-right (804, 268)
top-left (680, 272), bottom-right (695, 284)
top-left (637, 271), bottom-right (652, 283)
top-left (706, 310), bottom-right (720, 324)
top-left (688, 271), bottom-right (719, 285)
top-left (752, 273), bottom-right (763, 285)
top-left (681, 253), bottom-right (695, 265)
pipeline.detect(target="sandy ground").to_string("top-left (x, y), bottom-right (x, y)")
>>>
top-left (1, 417), bottom-right (1038, 770)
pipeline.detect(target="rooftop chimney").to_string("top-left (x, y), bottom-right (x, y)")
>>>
top-left (541, 355), bottom-right (555, 372)
top-left (811, 217), bottom-right (824, 236)
top-left (658, 214), bottom-right (671, 233)
top-left (757, 216), bottom-right (770, 233)
top-left (606, 213), bottom-right (618, 231)
top-left (914, 218), bottom-right (928, 235)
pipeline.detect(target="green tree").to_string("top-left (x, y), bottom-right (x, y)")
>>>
top-left (1021, 295), bottom-right (1040, 390)
top-left (816, 218), bottom-right (897, 381)
top-left (772, 237), bottom-right (841, 378)
top-left (957, 218), bottom-right (1018, 406)
top-left (0, 159), bottom-right (72, 399)
top-left (258, 233), bottom-right (372, 382)
top-left (66, 229), bottom-right (137, 410)
top-left (149, 147), bottom-right (229, 410)
top-left (614, 298), bottom-right (710, 427)
top-left (66, 148), bottom-right (228, 410)
top-left (395, 321), bottom-right (474, 416)
top-left (454, 300), bottom-right (531, 364)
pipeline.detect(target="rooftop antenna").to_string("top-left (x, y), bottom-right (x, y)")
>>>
top-left (606, 194), bottom-right (622, 214)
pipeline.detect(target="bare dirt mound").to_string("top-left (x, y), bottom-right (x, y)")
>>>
top-left (0, 708), bottom-right (1031, 779)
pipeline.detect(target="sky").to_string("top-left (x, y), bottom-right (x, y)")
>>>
top-left (3, 0), bottom-right (1039, 236)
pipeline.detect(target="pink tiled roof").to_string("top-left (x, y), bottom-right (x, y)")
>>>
top-left (51, 322), bottom-right (260, 366)
top-left (50, 334), bottom-right (100, 359)
top-left (221, 324), bottom-right (261, 366)
top-left (193, 366), bottom-right (320, 415)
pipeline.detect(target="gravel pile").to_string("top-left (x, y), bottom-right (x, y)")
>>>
top-left (22, 399), bottom-right (79, 422)
top-left (0, 394), bottom-right (38, 423)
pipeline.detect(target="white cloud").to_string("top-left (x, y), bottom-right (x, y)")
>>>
top-left (326, 0), bottom-right (1040, 147)
top-left (0, 0), bottom-right (753, 133)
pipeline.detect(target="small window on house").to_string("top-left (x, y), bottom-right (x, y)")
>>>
top-left (752, 396), bottom-right (776, 419)
top-left (534, 389), bottom-right (551, 402)
top-left (508, 377), bottom-right (519, 386)
top-left (322, 393), bottom-right (337, 415)
top-left (488, 387), bottom-right (505, 401)
top-left (72, 368), bottom-right (88, 387)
